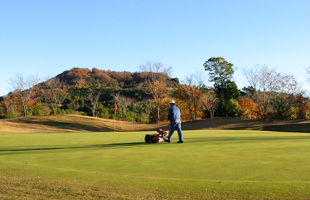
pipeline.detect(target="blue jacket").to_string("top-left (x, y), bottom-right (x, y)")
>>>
top-left (168, 105), bottom-right (181, 124)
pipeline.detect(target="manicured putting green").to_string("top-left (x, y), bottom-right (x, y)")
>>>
top-left (1, 130), bottom-right (310, 199)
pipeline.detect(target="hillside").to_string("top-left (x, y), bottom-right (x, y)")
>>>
top-left (1, 115), bottom-right (310, 133)
top-left (0, 67), bottom-right (179, 121)
top-left (0, 115), bottom-right (162, 133)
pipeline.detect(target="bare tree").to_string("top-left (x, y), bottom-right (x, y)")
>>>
top-left (87, 88), bottom-right (101, 117)
top-left (182, 72), bottom-right (206, 120)
top-left (139, 61), bottom-right (172, 122)
top-left (242, 65), bottom-right (273, 119)
top-left (85, 77), bottom-right (106, 117)
top-left (42, 77), bottom-right (68, 114)
top-left (243, 65), bottom-right (303, 120)
top-left (112, 93), bottom-right (134, 121)
top-left (8, 74), bottom-right (40, 117)
top-left (202, 90), bottom-right (218, 119)
top-left (269, 72), bottom-right (304, 120)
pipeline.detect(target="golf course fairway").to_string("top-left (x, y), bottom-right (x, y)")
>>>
top-left (1, 130), bottom-right (310, 199)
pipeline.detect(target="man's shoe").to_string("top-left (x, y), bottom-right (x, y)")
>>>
top-left (177, 141), bottom-right (183, 143)
top-left (164, 139), bottom-right (170, 143)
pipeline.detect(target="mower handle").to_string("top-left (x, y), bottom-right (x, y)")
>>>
top-left (165, 123), bottom-right (170, 131)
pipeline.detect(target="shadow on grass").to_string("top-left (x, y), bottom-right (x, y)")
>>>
top-left (0, 142), bottom-right (156, 155)
top-left (262, 124), bottom-right (310, 133)
top-left (181, 118), bottom-right (247, 130)
top-left (221, 122), bottom-right (310, 133)
top-left (182, 118), bottom-right (310, 133)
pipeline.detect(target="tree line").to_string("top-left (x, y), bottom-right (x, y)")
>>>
top-left (0, 58), bottom-right (309, 122)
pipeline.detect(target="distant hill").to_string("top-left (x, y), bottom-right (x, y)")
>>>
top-left (0, 67), bottom-right (180, 120)
top-left (51, 67), bottom-right (179, 113)
top-left (55, 67), bottom-right (179, 93)
top-left (1, 115), bottom-right (310, 133)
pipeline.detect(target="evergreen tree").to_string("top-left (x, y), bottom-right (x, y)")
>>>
top-left (203, 57), bottom-right (239, 116)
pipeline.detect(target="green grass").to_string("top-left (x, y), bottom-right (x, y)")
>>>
top-left (1, 130), bottom-right (310, 199)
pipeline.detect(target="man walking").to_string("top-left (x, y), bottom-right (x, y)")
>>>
top-left (165, 100), bottom-right (183, 143)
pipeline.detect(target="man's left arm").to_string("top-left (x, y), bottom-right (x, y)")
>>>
top-left (168, 107), bottom-right (172, 120)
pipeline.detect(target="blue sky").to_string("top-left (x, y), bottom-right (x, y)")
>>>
top-left (1, 0), bottom-right (310, 96)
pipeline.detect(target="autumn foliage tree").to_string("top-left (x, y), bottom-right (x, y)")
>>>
top-left (158, 97), bottom-right (191, 121)
top-left (173, 85), bottom-right (194, 120)
top-left (1, 92), bottom-right (19, 118)
top-left (180, 72), bottom-right (205, 120)
top-left (238, 98), bottom-right (259, 119)
top-left (139, 61), bottom-right (172, 122)
top-left (295, 94), bottom-right (308, 119)
top-left (158, 97), bottom-right (173, 121)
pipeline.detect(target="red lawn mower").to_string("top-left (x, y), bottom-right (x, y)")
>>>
top-left (144, 124), bottom-right (170, 143)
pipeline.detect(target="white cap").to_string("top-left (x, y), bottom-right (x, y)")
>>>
top-left (169, 100), bottom-right (175, 104)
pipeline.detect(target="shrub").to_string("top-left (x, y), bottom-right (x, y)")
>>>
top-left (229, 99), bottom-right (246, 117)
top-left (95, 103), bottom-right (111, 119)
top-left (285, 107), bottom-right (297, 119)
top-left (27, 107), bottom-right (34, 116)
top-left (32, 103), bottom-right (45, 116)
top-left (125, 111), bottom-right (137, 122)
top-left (42, 106), bottom-right (51, 115)
top-left (4, 111), bottom-right (16, 119)
top-left (271, 107), bottom-right (298, 120)
top-left (137, 113), bottom-right (150, 123)
top-left (59, 109), bottom-right (67, 114)
top-left (305, 110), bottom-right (310, 119)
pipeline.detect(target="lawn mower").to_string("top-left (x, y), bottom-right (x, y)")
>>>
top-left (144, 124), bottom-right (170, 143)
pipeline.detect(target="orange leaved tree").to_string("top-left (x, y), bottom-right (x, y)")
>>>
top-left (238, 98), bottom-right (259, 119)
top-left (139, 61), bottom-right (172, 123)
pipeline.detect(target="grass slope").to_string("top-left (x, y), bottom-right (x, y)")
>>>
top-left (1, 130), bottom-right (310, 199)
top-left (1, 114), bottom-right (310, 133)
top-left (0, 115), bottom-right (164, 133)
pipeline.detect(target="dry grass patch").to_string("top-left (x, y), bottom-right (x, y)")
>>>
top-left (0, 115), bottom-right (164, 133)
top-left (1, 115), bottom-right (310, 133)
